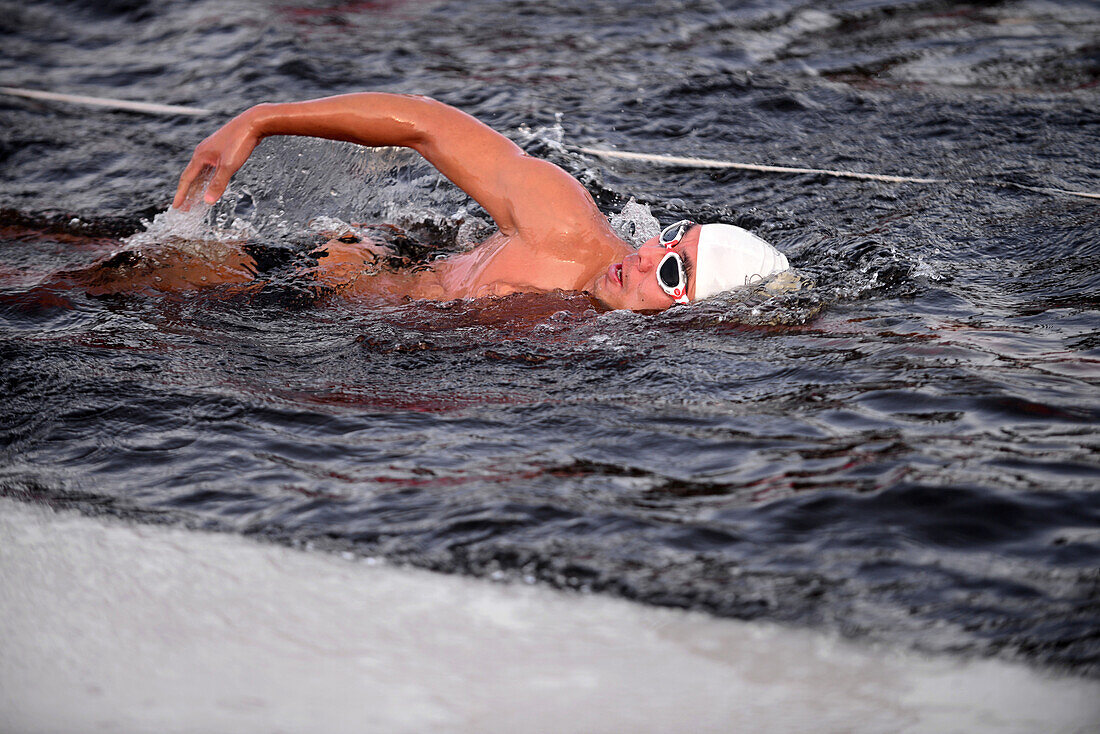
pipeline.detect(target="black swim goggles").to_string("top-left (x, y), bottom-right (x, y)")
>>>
top-left (656, 220), bottom-right (694, 304)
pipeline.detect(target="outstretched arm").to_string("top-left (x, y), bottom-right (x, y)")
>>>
top-left (173, 93), bottom-right (603, 238)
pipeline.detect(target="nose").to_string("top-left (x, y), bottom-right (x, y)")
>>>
top-left (636, 242), bottom-right (665, 271)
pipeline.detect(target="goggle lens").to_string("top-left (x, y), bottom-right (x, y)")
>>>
top-left (659, 220), bottom-right (693, 247)
top-left (658, 253), bottom-right (683, 290)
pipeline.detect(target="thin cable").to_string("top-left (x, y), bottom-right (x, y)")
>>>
top-left (996, 182), bottom-right (1100, 201)
top-left (576, 146), bottom-right (945, 184)
top-left (576, 146), bottom-right (1100, 201)
top-left (0, 86), bottom-right (213, 117)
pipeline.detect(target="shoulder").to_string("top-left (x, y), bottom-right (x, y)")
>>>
top-left (523, 210), bottom-right (625, 267)
top-left (502, 157), bottom-right (607, 239)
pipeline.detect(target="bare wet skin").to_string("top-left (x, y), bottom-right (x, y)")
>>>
top-left (72, 242), bottom-right (258, 295)
top-left (54, 231), bottom-right (425, 302)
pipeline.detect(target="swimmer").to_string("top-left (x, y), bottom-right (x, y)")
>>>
top-left (171, 92), bottom-right (790, 311)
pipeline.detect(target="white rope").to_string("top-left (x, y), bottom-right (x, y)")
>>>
top-left (998, 183), bottom-right (1100, 201)
top-left (3, 87), bottom-right (1096, 201)
top-left (0, 86), bottom-right (213, 116)
top-left (576, 146), bottom-right (945, 184)
top-left (577, 146), bottom-right (1100, 201)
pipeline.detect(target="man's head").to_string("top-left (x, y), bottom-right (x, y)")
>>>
top-left (591, 221), bottom-right (790, 311)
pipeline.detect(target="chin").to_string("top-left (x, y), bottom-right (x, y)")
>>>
top-left (588, 292), bottom-right (619, 311)
top-left (588, 284), bottom-right (618, 311)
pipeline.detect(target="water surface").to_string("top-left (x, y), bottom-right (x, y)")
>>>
top-left (2, 0), bottom-right (1098, 677)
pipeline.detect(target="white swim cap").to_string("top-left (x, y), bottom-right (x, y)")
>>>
top-left (694, 224), bottom-right (789, 300)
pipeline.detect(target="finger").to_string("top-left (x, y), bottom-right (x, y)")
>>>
top-left (178, 164), bottom-right (217, 212)
top-left (173, 157), bottom-right (210, 210)
top-left (171, 165), bottom-right (197, 210)
top-left (189, 165), bottom-right (217, 207)
top-left (203, 165), bottom-right (234, 205)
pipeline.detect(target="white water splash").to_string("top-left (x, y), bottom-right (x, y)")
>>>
top-left (119, 203), bottom-right (259, 262)
top-left (608, 197), bottom-right (660, 246)
top-left (514, 117), bottom-right (567, 154)
top-left (127, 205), bottom-right (213, 247)
top-left (910, 254), bottom-right (941, 280)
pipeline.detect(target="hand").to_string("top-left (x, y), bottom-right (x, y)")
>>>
top-left (172, 109), bottom-right (263, 210)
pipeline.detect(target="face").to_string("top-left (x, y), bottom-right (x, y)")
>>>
top-left (590, 224), bottom-right (700, 311)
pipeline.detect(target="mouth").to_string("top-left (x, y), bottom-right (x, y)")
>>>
top-left (607, 262), bottom-right (623, 286)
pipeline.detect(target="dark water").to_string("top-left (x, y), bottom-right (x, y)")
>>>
top-left (2, 0), bottom-right (1099, 677)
